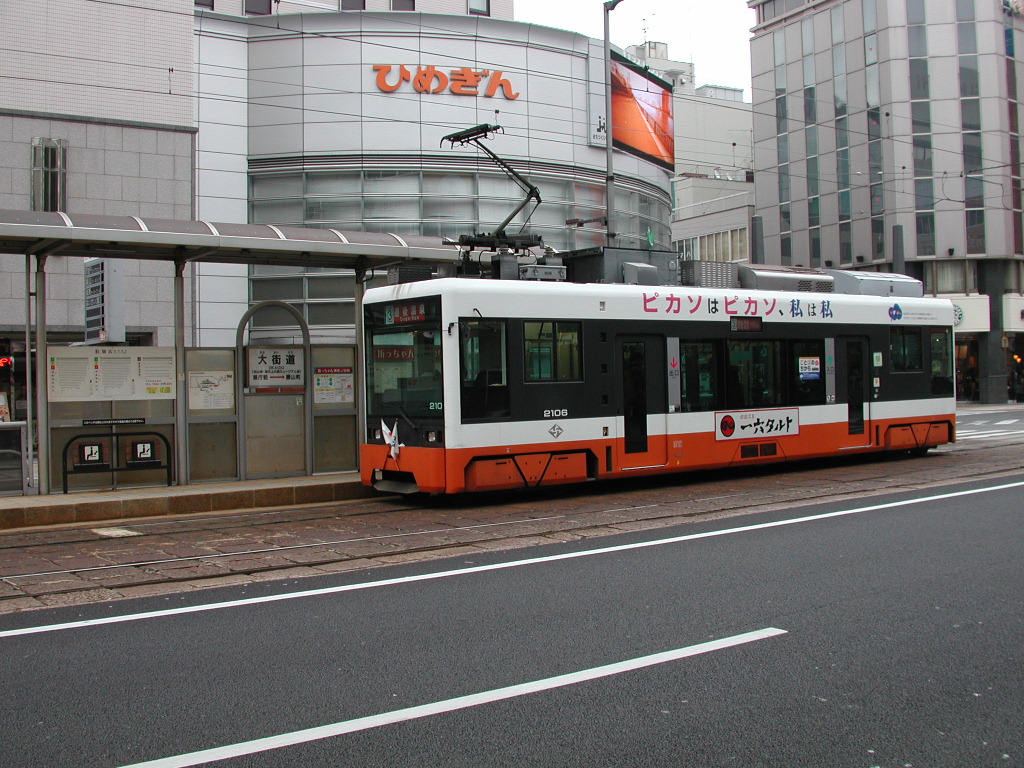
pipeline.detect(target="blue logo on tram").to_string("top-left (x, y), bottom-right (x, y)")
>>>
top-left (888, 303), bottom-right (903, 321)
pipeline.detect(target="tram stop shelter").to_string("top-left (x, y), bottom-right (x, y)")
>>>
top-left (0, 209), bottom-right (461, 495)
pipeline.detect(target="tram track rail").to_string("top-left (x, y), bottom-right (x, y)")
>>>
top-left (2, 437), bottom-right (1023, 612)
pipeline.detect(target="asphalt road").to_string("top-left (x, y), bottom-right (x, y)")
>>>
top-left (0, 475), bottom-right (1021, 767)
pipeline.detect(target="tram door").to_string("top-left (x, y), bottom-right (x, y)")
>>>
top-left (837, 336), bottom-right (871, 444)
top-left (617, 336), bottom-right (668, 469)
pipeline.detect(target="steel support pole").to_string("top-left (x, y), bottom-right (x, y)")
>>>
top-left (174, 259), bottom-right (188, 485)
top-left (604, 0), bottom-right (626, 245)
top-left (34, 255), bottom-right (48, 494)
top-left (23, 255), bottom-right (35, 492)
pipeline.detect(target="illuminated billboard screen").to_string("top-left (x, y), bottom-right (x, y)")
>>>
top-left (610, 51), bottom-right (675, 171)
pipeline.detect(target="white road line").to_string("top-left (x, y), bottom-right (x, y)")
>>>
top-left (113, 627), bottom-right (787, 768)
top-left (996, 419), bottom-right (1019, 425)
top-left (957, 431), bottom-right (1021, 440)
top-left (2, 479), bottom-right (1023, 640)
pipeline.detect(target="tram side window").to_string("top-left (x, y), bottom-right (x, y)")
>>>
top-left (679, 341), bottom-right (720, 411)
top-left (929, 327), bottom-right (954, 395)
top-left (461, 319), bottom-right (510, 419)
top-left (725, 340), bottom-right (784, 409)
top-left (890, 327), bottom-right (923, 372)
top-left (790, 340), bottom-right (827, 406)
top-left (524, 321), bottom-right (582, 382)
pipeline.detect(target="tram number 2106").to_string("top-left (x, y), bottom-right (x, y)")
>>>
top-left (544, 409), bottom-right (569, 418)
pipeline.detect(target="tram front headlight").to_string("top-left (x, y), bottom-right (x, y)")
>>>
top-left (426, 430), bottom-right (439, 443)
top-left (373, 428), bottom-right (383, 440)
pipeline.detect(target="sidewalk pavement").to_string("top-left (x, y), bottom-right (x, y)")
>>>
top-left (0, 471), bottom-right (375, 531)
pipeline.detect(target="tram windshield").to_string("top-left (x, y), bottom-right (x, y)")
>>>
top-left (365, 326), bottom-right (443, 421)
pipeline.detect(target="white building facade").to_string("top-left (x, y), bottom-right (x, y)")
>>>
top-left (0, 0), bottom-right (196, 352)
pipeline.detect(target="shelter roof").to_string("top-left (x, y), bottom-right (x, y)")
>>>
top-left (0, 210), bottom-right (461, 268)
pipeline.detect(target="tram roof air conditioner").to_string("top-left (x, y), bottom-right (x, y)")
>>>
top-left (737, 264), bottom-right (835, 293)
top-left (822, 269), bottom-right (923, 297)
top-left (623, 262), bottom-right (660, 285)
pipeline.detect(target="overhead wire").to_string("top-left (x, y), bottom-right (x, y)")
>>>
top-left (3, 6), bottom-right (1020, 225)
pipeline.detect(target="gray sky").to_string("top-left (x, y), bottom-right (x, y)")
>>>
top-left (512, 0), bottom-right (757, 99)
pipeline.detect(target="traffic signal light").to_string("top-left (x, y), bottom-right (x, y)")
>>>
top-left (0, 339), bottom-right (12, 384)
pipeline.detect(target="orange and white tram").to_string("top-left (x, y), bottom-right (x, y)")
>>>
top-left (361, 276), bottom-right (956, 495)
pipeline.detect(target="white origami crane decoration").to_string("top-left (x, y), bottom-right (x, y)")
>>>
top-left (381, 419), bottom-right (403, 460)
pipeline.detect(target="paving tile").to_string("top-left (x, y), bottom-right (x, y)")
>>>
top-left (10, 575), bottom-right (93, 596)
top-left (37, 589), bottom-right (118, 607)
top-left (0, 596), bottom-right (46, 614)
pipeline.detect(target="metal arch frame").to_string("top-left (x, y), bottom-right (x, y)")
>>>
top-left (234, 301), bottom-right (314, 482)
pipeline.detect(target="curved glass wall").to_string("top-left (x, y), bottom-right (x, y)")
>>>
top-left (250, 168), bottom-right (671, 253)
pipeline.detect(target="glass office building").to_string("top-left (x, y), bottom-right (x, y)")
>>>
top-left (748, 0), bottom-right (1024, 402)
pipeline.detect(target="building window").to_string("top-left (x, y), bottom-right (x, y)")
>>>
top-left (341, 0), bottom-right (365, 8)
top-left (195, 0), bottom-right (213, 7)
top-left (912, 102), bottom-right (931, 133)
top-left (908, 25), bottom-right (927, 58)
top-left (469, 0), bottom-right (489, 14)
top-left (31, 138), bottom-right (67, 212)
top-left (910, 59), bottom-right (930, 99)
top-left (870, 184), bottom-right (884, 216)
top-left (913, 135), bottom-right (933, 176)
top-left (959, 55), bottom-right (980, 97)
top-left (916, 212), bottom-right (935, 256)
top-left (245, 0), bottom-right (272, 14)
top-left (958, 23), bottom-right (977, 55)
top-left (809, 229), bottom-right (821, 267)
top-left (915, 179), bottom-right (934, 211)
top-left (808, 197), bottom-right (820, 227)
top-left (962, 132), bottom-right (983, 174)
top-left (872, 217), bottom-right (885, 259)
top-left (775, 95), bottom-right (788, 134)
top-left (863, 0), bottom-right (877, 33)
top-left (967, 210), bottom-right (986, 253)
top-left (778, 164), bottom-right (790, 202)
top-left (839, 222), bottom-right (852, 265)
top-left (803, 87), bottom-right (816, 124)
top-left (805, 125), bottom-right (818, 156)
top-left (392, 0), bottom-right (415, 9)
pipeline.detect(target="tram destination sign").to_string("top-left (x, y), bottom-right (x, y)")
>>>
top-left (385, 302), bottom-right (427, 325)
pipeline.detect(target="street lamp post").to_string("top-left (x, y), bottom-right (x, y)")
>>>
top-left (604, 0), bottom-right (626, 246)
